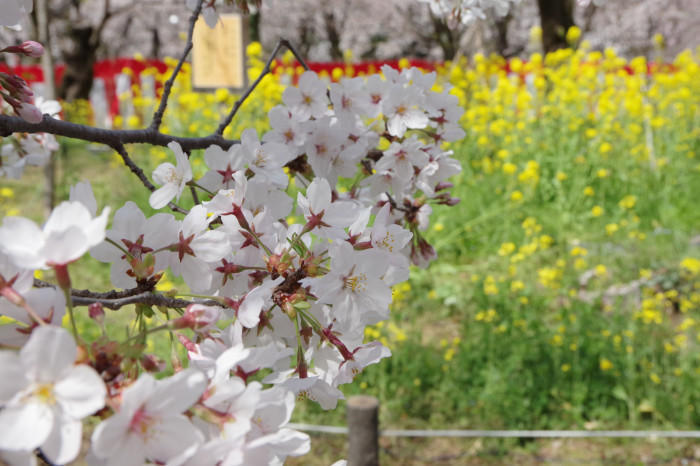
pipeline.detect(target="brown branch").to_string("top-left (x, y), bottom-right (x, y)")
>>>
top-left (71, 292), bottom-right (219, 310)
top-left (34, 278), bottom-right (220, 310)
top-left (92, 0), bottom-right (111, 45)
top-left (214, 38), bottom-right (310, 136)
top-left (189, 184), bottom-right (200, 205)
top-left (0, 114), bottom-right (236, 152)
top-left (149, 0), bottom-right (204, 131)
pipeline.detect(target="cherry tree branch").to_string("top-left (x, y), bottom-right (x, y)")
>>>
top-left (214, 38), bottom-right (310, 136)
top-left (149, 0), bottom-right (204, 131)
top-left (71, 292), bottom-right (220, 310)
top-left (0, 114), bottom-right (236, 152)
top-left (34, 279), bottom-right (220, 310)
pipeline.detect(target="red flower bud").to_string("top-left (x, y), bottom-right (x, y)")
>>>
top-left (88, 302), bottom-right (105, 324)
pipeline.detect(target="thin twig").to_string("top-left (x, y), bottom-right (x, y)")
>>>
top-left (112, 143), bottom-right (189, 215)
top-left (214, 38), bottom-right (310, 136)
top-left (33, 279), bottom-right (219, 310)
top-left (34, 278), bottom-right (150, 299)
top-left (149, 0), bottom-right (204, 131)
top-left (71, 292), bottom-right (219, 310)
top-left (189, 184), bottom-right (200, 205)
top-left (113, 143), bottom-right (155, 191)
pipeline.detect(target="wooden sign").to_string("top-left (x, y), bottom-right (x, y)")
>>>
top-left (192, 14), bottom-right (247, 91)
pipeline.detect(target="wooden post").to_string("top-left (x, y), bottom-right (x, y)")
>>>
top-left (347, 395), bottom-right (379, 466)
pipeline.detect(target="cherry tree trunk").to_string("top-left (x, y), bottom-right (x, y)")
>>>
top-left (536, 0), bottom-right (575, 53)
top-left (58, 25), bottom-right (97, 101)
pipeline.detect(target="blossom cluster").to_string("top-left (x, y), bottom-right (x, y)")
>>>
top-left (0, 0), bottom-right (60, 178)
top-left (0, 96), bottom-right (61, 179)
top-left (0, 44), bottom-right (463, 466)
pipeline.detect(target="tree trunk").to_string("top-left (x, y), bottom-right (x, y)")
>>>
top-left (323, 11), bottom-right (343, 61)
top-left (430, 12), bottom-right (458, 61)
top-left (536, 0), bottom-right (575, 53)
top-left (150, 26), bottom-right (161, 59)
top-left (37, 0), bottom-right (57, 213)
top-left (494, 12), bottom-right (511, 56)
top-left (58, 25), bottom-right (97, 101)
top-left (249, 10), bottom-right (260, 43)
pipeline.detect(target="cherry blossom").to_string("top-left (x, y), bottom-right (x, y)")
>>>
top-left (239, 128), bottom-right (295, 188)
top-left (149, 141), bottom-right (193, 209)
top-left (166, 205), bottom-right (230, 292)
top-left (198, 143), bottom-right (247, 192)
top-left (0, 287), bottom-right (65, 347)
top-left (0, 200), bottom-right (110, 269)
top-left (300, 241), bottom-right (393, 328)
top-left (263, 105), bottom-right (308, 153)
top-left (0, 326), bottom-right (105, 464)
top-left (297, 177), bottom-right (360, 240)
top-left (383, 85), bottom-right (429, 137)
top-left (90, 201), bottom-right (177, 289)
top-left (0, 21), bottom-right (466, 461)
top-left (282, 71), bottom-right (329, 120)
top-left (91, 369), bottom-right (207, 466)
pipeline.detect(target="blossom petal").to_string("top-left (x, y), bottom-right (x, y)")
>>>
top-left (84, 207), bottom-right (111, 249)
top-left (145, 369), bottom-right (207, 414)
top-left (91, 411), bottom-right (134, 460)
top-left (0, 216), bottom-right (45, 269)
top-left (149, 183), bottom-right (179, 209)
top-left (0, 351), bottom-right (28, 401)
top-left (43, 202), bottom-right (92, 236)
top-left (40, 412), bottom-right (82, 465)
top-left (146, 415), bottom-right (203, 463)
top-left (0, 401), bottom-right (53, 451)
top-left (20, 326), bottom-right (76, 383)
top-left (41, 225), bottom-right (88, 265)
top-left (54, 365), bottom-right (106, 418)
top-left (152, 162), bottom-right (176, 185)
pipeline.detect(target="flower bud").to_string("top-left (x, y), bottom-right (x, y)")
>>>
top-left (0, 72), bottom-right (33, 101)
top-left (0, 41), bottom-right (44, 57)
top-left (140, 354), bottom-right (165, 372)
top-left (88, 302), bottom-right (105, 324)
top-left (435, 182), bottom-right (453, 191)
top-left (16, 102), bottom-right (43, 124)
top-left (173, 304), bottom-right (222, 334)
top-left (20, 41), bottom-right (44, 57)
top-left (177, 333), bottom-right (197, 352)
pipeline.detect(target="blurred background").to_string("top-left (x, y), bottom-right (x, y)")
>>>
top-left (1, 0), bottom-right (699, 101)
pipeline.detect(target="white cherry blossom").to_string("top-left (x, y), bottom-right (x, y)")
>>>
top-left (0, 326), bottom-right (105, 465)
top-left (91, 201), bottom-right (177, 289)
top-left (149, 141), bottom-right (192, 209)
top-left (0, 200), bottom-right (110, 269)
top-left (282, 71), bottom-right (328, 120)
top-left (91, 369), bottom-right (207, 466)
